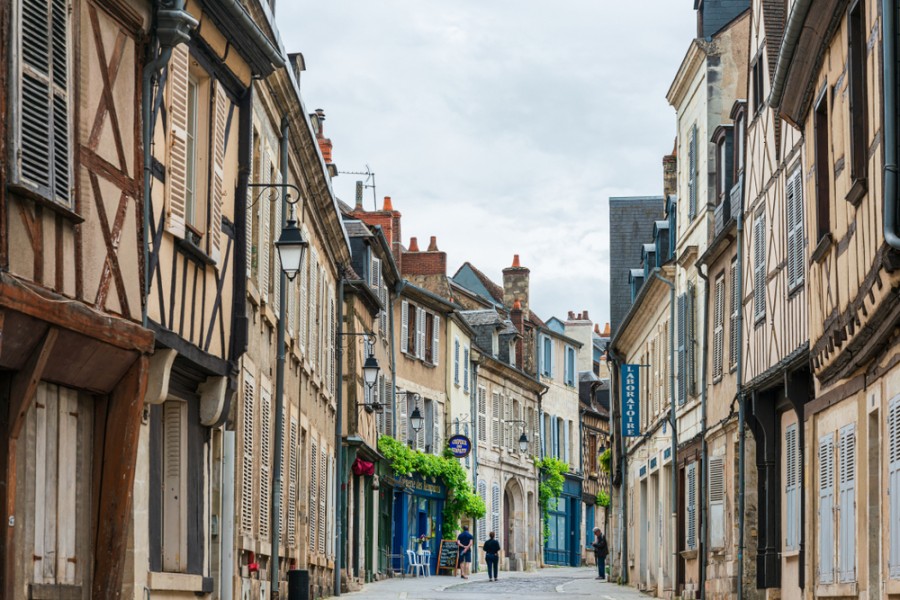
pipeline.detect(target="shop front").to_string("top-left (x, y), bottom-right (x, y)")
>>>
top-left (389, 474), bottom-right (447, 575)
top-left (544, 475), bottom-right (583, 566)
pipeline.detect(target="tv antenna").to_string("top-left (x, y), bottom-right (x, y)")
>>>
top-left (338, 165), bottom-right (377, 211)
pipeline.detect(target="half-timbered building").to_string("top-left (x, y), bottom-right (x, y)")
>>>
top-left (0, 1), bottom-right (155, 598)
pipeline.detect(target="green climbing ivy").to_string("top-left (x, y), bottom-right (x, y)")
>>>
top-left (599, 448), bottom-right (611, 474)
top-left (597, 490), bottom-right (611, 508)
top-left (535, 456), bottom-right (568, 542)
top-left (378, 436), bottom-right (485, 538)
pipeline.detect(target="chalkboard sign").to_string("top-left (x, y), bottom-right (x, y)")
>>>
top-left (436, 539), bottom-right (459, 574)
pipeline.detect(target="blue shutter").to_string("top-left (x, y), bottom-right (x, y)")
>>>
top-left (454, 338), bottom-right (460, 385)
top-left (677, 293), bottom-right (686, 405)
top-left (838, 424), bottom-right (856, 582)
top-left (889, 397), bottom-right (900, 578)
top-left (819, 433), bottom-right (835, 583)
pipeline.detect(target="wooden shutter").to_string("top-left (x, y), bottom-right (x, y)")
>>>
top-left (753, 213), bottom-right (766, 320)
top-left (729, 259), bottom-right (739, 368)
top-left (532, 406), bottom-right (540, 456)
top-left (785, 424), bottom-right (798, 550)
top-left (398, 390), bottom-right (408, 443)
top-left (330, 295), bottom-right (337, 395)
top-left (687, 283), bottom-right (696, 395)
top-left (477, 387), bottom-right (487, 442)
top-left (491, 483), bottom-right (501, 543)
top-left (713, 275), bottom-right (725, 380)
top-left (299, 250), bottom-right (308, 350)
top-left (709, 456), bottom-right (725, 548)
top-left (288, 419), bottom-right (298, 547)
top-left (463, 346), bottom-right (470, 392)
top-left (272, 172), bottom-right (283, 314)
top-left (309, 441), bottom-right (317, 552)
top-left (432, 315), bottom-right (440, 366)
top-left (165, 44), bottom-right (190, 238)
top-left (477, 481), bottom-right (488, 540)
top-left (309, 251), bottom-right (318, 368)
top-left (785, 166), bottom-right (804, 290)
top-left (209, 82), bottom-right (227, 263)
top-left (400, 301), bottom-right (409, 354)
top-left (162, 400), bottom-right (187, 571)
top-left (491, 391), bottom-right (501, 447)
top-left (838, 424), bottom-right (856, 582)
top-left (371, 257), bottom-right (381, 289)
top-left (241, 368), bottom-right (256, 535)
top-left (819, 433), bottom-right (835, 583)
top-left (259, 149), bottom-right (272, 297)
top-left (432, 400), bottom-right (441, 454)
top-left (454, 338), bottom-right (460, 385)
top-left (688, 124), bottom-right (697, 220)
top-left (259, 383), bottom-right (272, 540)
top-left (417, 308), bottom-right (426, 359)
top-left (686, 462), bottom-right (697, 550)
top-left (379, 284), bottom-right (388, 334)
top-left (889, 396), bottom-right (900, 578)
top-left (318, 447), bottom-right (327, 554)
top-left (677, 293), bottom-right (686, 404)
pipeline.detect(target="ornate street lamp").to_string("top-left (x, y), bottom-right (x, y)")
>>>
top-left (274, 216), bottom-right (308, 281)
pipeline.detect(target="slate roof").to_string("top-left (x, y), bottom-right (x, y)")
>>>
top-left (452, 262), bottom-right (504, 306)
top-left (344, 220), bottom-right (373, 238)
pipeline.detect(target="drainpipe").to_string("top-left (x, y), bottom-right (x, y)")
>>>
top-left (768, 0), bottom-right (814, 109)
top-left (334, 272), bottom-right (346, 596)
top-left (606, 345), bottom-right (626, 585)
top-left (222, 431), bottom-right (236, 600)
top-left (471, 360), bottom-right (479, 571)
top-left (141, 1), bottom-right (197, 327)
top-left (735, 175), bottom-right (747, 598)
top-left (391, 280), bottom-right (407, 438)
top-left (651, 270), bottom-right (676, 593)
top-left (883, 0), bottom-right (900, 250)
top-left (271, 116), bottom-right (289, 599)
top-left (696, 265), bottom-right (710, 599)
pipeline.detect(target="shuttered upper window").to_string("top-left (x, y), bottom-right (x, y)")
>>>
top-left (477, 387), bottom-right (487, 442)
top-left (688, 124), bottom-right (698, 220)
top-left (14, 0), bottom-right (71, 205)
top-left (785, 165), bottom-right (805, 292)
top-left (708, 456), bottom-right (725, 548)
top-left (712, 274), bottom-right (725, 381)
top-left (685, 462), bottom-right (697, 550)
top-left (838, 424), bottom-right (856, 582)
top-left (889, 396), bottom-right (900, 579)
top-left (819, 433), bottom-right (836, 584)
top-left (753, 212), bottom-right (766, 322)
top-left (729, 258), bottom-right (739, 369)
top-left (784, 423), bottom-right (800, 551)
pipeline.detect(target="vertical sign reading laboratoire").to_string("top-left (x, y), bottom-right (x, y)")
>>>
top-left (621, 364), bottom-right (640, 437)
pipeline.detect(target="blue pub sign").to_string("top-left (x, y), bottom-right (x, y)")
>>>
top-left (621, 364), bottom-right (640, 437)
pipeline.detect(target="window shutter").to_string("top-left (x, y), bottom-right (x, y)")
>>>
top-left (309, 441), bottom-right (317, 551)
top-left (401, 301), bottom-right (409, 354)
top-left (319, 447), bottom-right (327, 554)
top-left (417, 309), bottom-right (426, 359)
top-left (272, 173), bottom-right (283, 314)
top-left (299, 251), bottom-right (308, 350)
top-left (330, 295), bottom-right (336, 395)
top-left (371, 257), bottom-right (381, 289)
top-left (677, 293), bottom-right (686, 404)
top-left (464, 423), bottom-right (471, 467)
top-left (491, 483), bottom-right (501, 543)
top-left (838, 424), bottom-right (856, 582)
top-left (379, 284), bottom-right (388, 334)
top-left (16, 0), bottom-right (71, 203)
top-left (889, 396), bottom-right (900, 578)
top-left (416, 401), bottom-right (426, 451)
top-left (688, 124), bottom-right (697, 220)
top-left (454, 338), bottom-right (460, 385)
top-left (433, 401), bottom-right (442, 454)
top-left (463, 347), bottom-right (470, 392)
top-left (432, 315), bottom-right (440, 366)
top-left (477, 481), bottom-right (487, 540)
top-left (288, 419), bottom-right (298, 548)
top-left (754, 213), bottom-right (766, 320)
top-left (309, 251), bottom-right (318, 367)
top-left (729, 260), bottom-right (739, 368)
top-left (551, 415), bottom-right (559, 459)
top-left (532, 406), bottom-right (540, 456)
top-left (785, 167), bottom-right (805, 290)
top-left (819, 433), bottom-right (835, 583)
top-left (398, 390), bottom-right (408, 443)
top-left (162, 400), bottom-right (187, 571)
top-left (165, 44), bottom-right (190, 238)
top-left (786, 171), bottom-right (797, 287)
top-left (477, 387), bottom-right (487, 442)
top-left (209, 82), bottom-right (227, 263)
top-left (785, 424), bottom-right (798, 550)
top-left (259, 149), bottom-right (272, 298)
top-left (241, 369), bottom-right (256, 535)
top-left (686, 462), bottom-right (697, 550)
top-left (491, 391), bottom-right (501, 447)
top-left (259, 384), bottom-right (272, 540)
top-left (713, 276), bottom-right (725, 379)
top-left (687, 283), bottom-right (696, 395)
top-left (709, 456), bottom-right (725, 548)
top-left (384, 379), bottom-right (394, 436)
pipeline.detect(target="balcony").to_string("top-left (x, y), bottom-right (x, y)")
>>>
top-left (714, 176), bottom-right (742, 238)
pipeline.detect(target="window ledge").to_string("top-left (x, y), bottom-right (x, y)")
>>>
top-left (782, 548), bottom-right (800, 558)
top-left (29, 584), bottom-right (82, 600)
top-left (7, 183), bottom-right (84, 223)
top-left (147, 571), bottom-right (213, 593)
top-left (845, 177), bottom-right (867, 206)
top-left (175, 235), bottom-right (215, 267)
top-left (815, 582), bottom-right (857, 597)
top-left (679, 549), bottom-right (699, 560)
top-left (811, 233), bottom-right (834, 264)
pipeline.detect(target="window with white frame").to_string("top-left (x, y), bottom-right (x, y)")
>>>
top-left (564, 345), bottom-right (576, 386)
top-left (401, 300), bottom-right (439, 365)
top-left (541, 335), bottom-right (553, 378)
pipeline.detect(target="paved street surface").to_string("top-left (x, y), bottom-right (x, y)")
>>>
top-left (338, 567), bottom-right (649, 600)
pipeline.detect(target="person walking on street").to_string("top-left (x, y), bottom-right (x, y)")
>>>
top-left (483, 531), bottom-right (501, 581)
top-left (592, 527), bottom-right (609, 581)
top-left (456, 525), bottom-right (474, 579)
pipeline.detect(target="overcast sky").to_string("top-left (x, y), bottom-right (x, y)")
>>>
top-left (277, 2), bottom-right (695, 327)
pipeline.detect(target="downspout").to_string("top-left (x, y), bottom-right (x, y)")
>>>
top-left (736, 174), bottom-right (747, 598)
top-left (470, 360), bottom-right (479, 572)
top-left (606, 345), bottom-right (626, 585)
top-left (141, 1), bottom-right (197, 327)
top-left (271, 116), bottom-right (289, 598)
top-left (882, 0), bottom-right (900, 250)
top-left (335, 272), bottom-right (346, 596)
top-left (221, 431), bottom-right (236, 600)
top-left (391, 280), bottom-right (407, 438)
top-left (768, 0), bottom-right (814, 109)
top-left (696, 265), bottom-right (710, 599)
top-left (651, 270), bottom-right (676, 593)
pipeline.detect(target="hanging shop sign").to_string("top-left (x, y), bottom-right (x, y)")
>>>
top-left (447, 434), bottom-right (472, 459)
top-left (621, 364), bottom-right (640, 437)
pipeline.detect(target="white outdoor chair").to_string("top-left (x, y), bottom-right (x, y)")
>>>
top-left (421, 550), bottom-right (432, 576)
top-left (406, 550), bottom-right (426, 577)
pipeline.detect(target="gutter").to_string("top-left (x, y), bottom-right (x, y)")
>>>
top-left (882, 0), bottom-right (900, 250)
top-left (696, 265), bottom-right (710, 599)
top-left (768, 0), bottom-right (814, 108)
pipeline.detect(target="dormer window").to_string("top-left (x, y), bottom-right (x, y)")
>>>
top-left (712, 125), bottom-right (733, 206)
top-left (492, 331), bottom-right (499, 357)
top-left (732, 102), bottom-right (746, 178)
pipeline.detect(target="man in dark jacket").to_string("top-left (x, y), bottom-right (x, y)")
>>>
top-left (592, 527), bottom-right (609, 581)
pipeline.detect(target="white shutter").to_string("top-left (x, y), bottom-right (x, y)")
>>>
top-left (401, 301), bottom-right (409, 354)
top-left (491, 483), bottom-right (501, 544)
top-left (687, 283), bottom-right (696, 395)
top-left (477, 387), bottom-right (487, 443)
top-left (432, 315), bottom-right (440, 366)
top-left (272, 171), bottom-right (283, 314)
top-left (785, 424), bottom-right (798, 550)
top-left (309, 441), bottom-right (317, 552)
top-left (299, 250), bottom-right (308, 350)
top-left (209, 82), bottom-right (227, 263)
top-left (838, 424), bottom-right (856, 582)
top-left (241, 368), bottom-right (256, 535)
top-left (162, 400), bottom-right (187, 571)
top-left (416, 400), bottom-right (425, 451)
top-left (677, 294), bottom-right (686, 403)
top-left (379, 284), bottom-right (388, 334)
top-left (288, 419), bottom-right (298, 547)
top-left (318, 448), bottom-right (327, 554)
top-left (371, 257), bottom-right (381, 289)
top-left (259, 384), bottom-right (272, 540)
top-left (454, 338), bottom-right (460, 385)
top-left (709, 456), bottom-right (725, 548)
top-left (463, 347), bottom-right (470, 392)
top-left (713, 275), bottom-right (725, 379)
top-left (819, 433), bottom-right (835, 583)
top-left (309, 251), bottom-right (318, 369)
top-left (398, 391), bottom-right (408, 444)
top-left (384, 380), bottom-right (394, 435)
top-left (330, 294), bottom-right (337, 394)
top-left (889, 396), bottom-right (900, 578)
top-left (688, 124), bottom-right (697, 219)
top-left (417, 309), bottom-right (426, 359)
top-left (477, 481), bottom-right (488, 540)
top-left (686, 462), bottom-right (697, 550)
top-left (729, 259), bottom-right (739, 368)
top-left (433, 401), bottom-right (441, 454)
top-left (259, 149), bottom-right (272, 298)
top-left (165, 44), bottom-right (190, 238)
top-left (491, 391), bottom-right (501, 447)
top-left (754, 213), bottom-right (766, 320)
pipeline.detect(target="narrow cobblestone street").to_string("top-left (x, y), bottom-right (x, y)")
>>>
top-left (341, 567), bottom-right (649, 600)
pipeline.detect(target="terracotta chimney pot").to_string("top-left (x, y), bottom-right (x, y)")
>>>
top-left (428, 236), bottom-right (438, 251)
top-left (512, 254), bottom-right (521, 268)
top-left (583, 310), bottom-right (589, 320)
top-left (409, 237), bottom-right (419, 252)
top-left (512, 299), bottom-right (522, 310)
top-left (602, 322), bottom-right (611, 336)
top-left (594, 324), bottom-right (601, 334)
top-left (568, 311), bottom-right (575, 320)
top-left (383, 196), bottom-right (393, 211)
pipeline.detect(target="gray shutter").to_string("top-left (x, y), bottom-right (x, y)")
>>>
top-left (288, 419), bottom-right (298, 547)
top-left (309, 441), bottom-right (317, 551)
top-left (709, 456), bottom-right (725, 548)
top-left (713, 276), bottom-right (725, 379)
top-left (241, 368), bottom-right (256, 535)
top-left (677, 293), bottom-right (686, 404)
top-left (754, 213), bottom-right (766, 320)
top-left (478, 481), bottom-right (487, 540)
top-left (432, 315), bottom-right (440, 366)
top-left (383, 379), bottom-right (393, 436)
top-left (454, 338), bottom-right (460, 385)
top-left (492, 483), bottom-right (501, 543)
top-left (686, 462), bottom-right (697, 550)
top-left (401, 300), bottom-right (409, 354)
top-left (463, 347), bottom-right (470, 392)
top-left (687, 283), bottom-right (696, 395)
top-left (819, 433), bottom-right (835, 583)
top-left (477, 387), bottom-right (487, 443)
top-left (492, 391), bottom-right (501, 447)
top-left (259, 384), bottom-right (272, 539)
top-left (729, 260), bottom-right (739, 368)
top-left (785, 424), bottom-right (798, 550)
top-left (398, 392), bottom-right (408, 444)
top-left (688, 124), bottom-right (697, 219)
top-left (889, 397), bottom-right (900, 578)
top-left (838, 424), bottom-right (856, 582)
top-left (162, 400), bottom-right (187, 571)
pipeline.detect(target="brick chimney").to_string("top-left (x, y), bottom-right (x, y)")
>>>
top-left (502, 255), bottom-right (530, 316)
top-left (510, 300), bottom-right (525, 370)
top-left (314, 109), bottom-right (333, 164)
top-left (402, 236), bottom-right (446, 277)
top-left (663, 140), bottom-right (677, 199)
top-left (350, 195), bottom-right (403, 270)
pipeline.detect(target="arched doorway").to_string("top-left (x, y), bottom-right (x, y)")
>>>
top-left (503, 478), bottom-right (526, 569)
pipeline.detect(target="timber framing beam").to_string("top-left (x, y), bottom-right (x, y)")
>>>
top-left (8, 327), bottom-right (59, 439)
